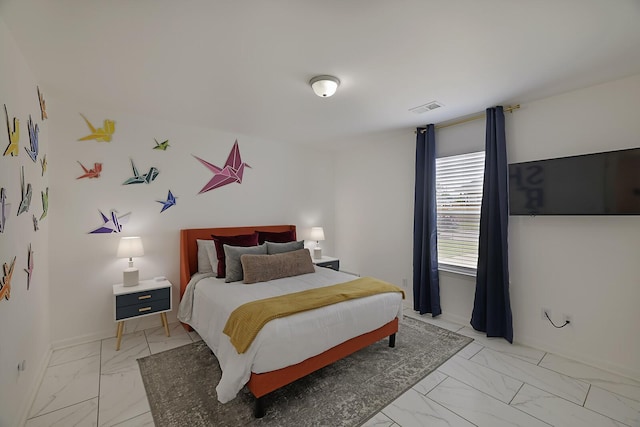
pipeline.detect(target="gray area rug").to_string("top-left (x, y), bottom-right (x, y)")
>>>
top-left (138, 316), bottom-right (472, 427)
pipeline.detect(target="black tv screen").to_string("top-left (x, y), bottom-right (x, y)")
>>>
top-left (509, 147), bottom-right (640, 215)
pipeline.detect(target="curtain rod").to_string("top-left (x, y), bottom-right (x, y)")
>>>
top-left (416, 104), bottom-right (520, 133)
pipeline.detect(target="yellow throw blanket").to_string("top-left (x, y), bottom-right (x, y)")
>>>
top-left (223, 277), bottom-right (405, 354)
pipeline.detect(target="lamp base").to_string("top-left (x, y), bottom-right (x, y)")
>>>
top-left (313, 248), bottom-right (322, 259)
top-left (123, 268), bottom-right (139, 287)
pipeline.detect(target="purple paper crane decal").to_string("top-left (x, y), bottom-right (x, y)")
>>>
top-left (193, 140), bottom-right (251, 194)
top-left (25, 115), bottom-right (39, 163)
top-left (88, 210), bottom-right (131, 234)
top-left (157, 190), bottom-right (177, 212)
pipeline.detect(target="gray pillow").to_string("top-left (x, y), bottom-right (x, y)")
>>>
top-left (265, 240), bottom-right (304, 255)
top-left (241, 249), bottom-right (315, 284)
top-left (224, 243), bottom-right (267, 282)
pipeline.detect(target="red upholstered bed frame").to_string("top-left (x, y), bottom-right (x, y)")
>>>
top-left (179, 225), bottom-right (399, 417)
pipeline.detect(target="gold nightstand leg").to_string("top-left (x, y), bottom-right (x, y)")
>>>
top-left (115, 321), bottom-right (124, 351)
top-left (161, 312), bottom-right (170, 337)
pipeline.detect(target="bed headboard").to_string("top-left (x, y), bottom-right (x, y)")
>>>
top-left (179, 224), bottom-right (297, 299)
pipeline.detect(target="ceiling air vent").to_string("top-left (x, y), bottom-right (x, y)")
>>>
top-left (409, 101), bottom-right (443, 114)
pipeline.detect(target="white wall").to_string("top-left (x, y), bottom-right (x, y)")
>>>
top-left (334, 130), bottom-right (414, 285)
top-left (0, 18), bottom-right (52, 427)
top-left (335, 73), bottom-right (640, 380)
top-left (47, 98), bottom-right (336, 346)
top-left (506, 74), bottom-right (640, 379)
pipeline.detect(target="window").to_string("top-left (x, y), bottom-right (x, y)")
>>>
top-left (435, 151), bottom-right (485, 274)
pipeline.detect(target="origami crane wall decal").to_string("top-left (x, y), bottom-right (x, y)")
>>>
top-left (78, 114), bottom-right (115, 142)
top-left (0, 188), bottom-right (10, 233)
top-left (25, 115), bottom-right (39, 162)
top-left (153, 138), bottom-right (170, 151)
top-left (157, 189), bottom-right (176, 212)
top-left (77, 161), bottom-right (102, 179)
top-left (40, 154), bottom-right (47, 176)
top-left (3, 104), bottom-right (19, 157)
top-left (193, 140), bottom-right (251, 194)
top-left (24, 244), bottom-right (34, 290)
top-left (17, 166), bottom-right (32, 216)
top-left (123, 159), bottom-right (159, 185)
top-left (0, 257), bottom-right (16, 302)
top-left (37, 86), bottom-right (47, 120)
top-left (40, 187), bottom-right (48, 220)
top-left (88, 209), bottom-right (131, 234)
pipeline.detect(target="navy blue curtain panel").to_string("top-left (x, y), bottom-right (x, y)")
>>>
top-left (471, 106), bottom-right (514, 343)
top-left (413, 125), bottom-right (441, 316)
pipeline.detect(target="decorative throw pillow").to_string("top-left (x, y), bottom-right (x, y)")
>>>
top-left (265, 240), bottom-right (304, 255)
top-left (196, 239), bottom-right (215, 273)
top-left (241, 249), bottom-right (315, 284)
top-left (223, 243), bottom-right (267, 283)
top-left (257, 229), bottom-right (296, 244)
top-left (212, 232), bottom-right (259, 278)
top-left (204, 244), bottom-right (218, 275)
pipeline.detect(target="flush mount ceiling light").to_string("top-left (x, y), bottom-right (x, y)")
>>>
top-left (309, 75), bottom-right (340, 97)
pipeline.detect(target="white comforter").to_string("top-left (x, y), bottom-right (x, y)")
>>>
top-left (177, 267), bottom-right (403, 403)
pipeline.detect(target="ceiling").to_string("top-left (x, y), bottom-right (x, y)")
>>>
top-left (2, 0), bottom-right (640, 149)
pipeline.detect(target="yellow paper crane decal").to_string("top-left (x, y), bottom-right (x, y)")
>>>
top-left (78, 114), bottom-right (115, 142)
top-left (3, 104), bottom-right (19, 157)
top-left (0, 256), bottom-right (16, 301)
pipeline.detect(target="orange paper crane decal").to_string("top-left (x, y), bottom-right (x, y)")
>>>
top-left (3, 104), bottom-right (19, 157)
top-left (78, 114), bottom-right (115, 142)
top-left (0, 257), bottom-right (16, 301)
top-left (77, 161), bottom-right (102, 179)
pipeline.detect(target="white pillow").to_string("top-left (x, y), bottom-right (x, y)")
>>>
top-left (196, 239), bottom-right (216, 273)
top-left (205, 243), bottom-right (218, 275)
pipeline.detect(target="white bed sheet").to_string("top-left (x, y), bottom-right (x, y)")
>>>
top-left (177, 266), bottom-right (403, 403)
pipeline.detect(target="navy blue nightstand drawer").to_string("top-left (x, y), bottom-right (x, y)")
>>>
top-left (316, 260), bottom-right (340, 271)
top-left (116, 298), bottom-right (170, 320)
top-left (116, 287), bottom-right (170, 308)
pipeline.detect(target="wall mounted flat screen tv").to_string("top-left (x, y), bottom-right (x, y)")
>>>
top-left (509, 147), bottom-right (640, 215)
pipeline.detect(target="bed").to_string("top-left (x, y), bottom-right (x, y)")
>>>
top-left (177, 225), bottom-right (404, 417)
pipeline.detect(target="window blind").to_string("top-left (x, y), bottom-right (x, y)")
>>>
top-left (435, 151), bottom-right (485, 273)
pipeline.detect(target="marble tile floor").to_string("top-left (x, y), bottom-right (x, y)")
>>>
top-left (364, 310), bottom-right (640, 427)
top-left (25, 312), bottom-right (640, 427)
top-left (25, 323), bottom-right (201, 427)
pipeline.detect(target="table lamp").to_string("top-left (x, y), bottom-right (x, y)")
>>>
top-left (117, 236), bottom-right (144, 287)
top-left (309, 227), bottom-right (325, 259)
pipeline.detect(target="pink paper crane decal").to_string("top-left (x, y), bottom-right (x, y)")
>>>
top-left (193, 140), bottom-right (251, 194)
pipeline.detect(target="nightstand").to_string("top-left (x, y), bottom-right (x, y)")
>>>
top-left (113, 278), bottom-right (172, 350)
top-left (312, 256), bottom-right (340, 271)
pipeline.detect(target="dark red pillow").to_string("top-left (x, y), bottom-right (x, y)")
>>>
top-left (212, 232), bottom-right (259, 278)
top-left (257, 229), bottom-right (296, 244)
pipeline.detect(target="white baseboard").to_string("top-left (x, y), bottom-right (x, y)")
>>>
top-left (17, 346), bottom-right (52, 427)
top-left (517, 332), bottom-right (640, 382)
top-left (51, 328), bottom-right (114, 351)
top-left (439, 312), bottom-right (470, 328)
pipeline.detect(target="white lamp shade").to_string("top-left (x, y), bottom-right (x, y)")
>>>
top-left (310, 227), bottom-right (325, 241)
top-left (310, 76), bottom-right (340, 97)
top-left (117, 236), bottom-right (144, 258)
